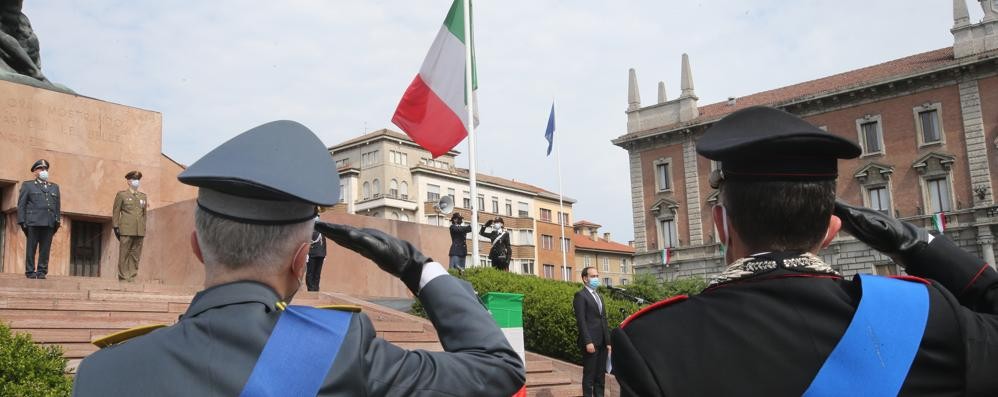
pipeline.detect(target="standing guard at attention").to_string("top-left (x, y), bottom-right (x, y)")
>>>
top-left (17, 159), bottom-right (61, 279)
top-left (112, 170), bottom-right (148, 282)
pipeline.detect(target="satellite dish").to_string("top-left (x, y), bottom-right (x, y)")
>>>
top-left (434, 195), bottom-right (454, 215)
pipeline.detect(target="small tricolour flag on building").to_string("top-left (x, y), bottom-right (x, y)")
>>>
top-left (932, 212), bottom-right (947, 232)
top-left (392, 0), bottom-right (478, 158)
top-left (662, 248), bottom-right (671, 266)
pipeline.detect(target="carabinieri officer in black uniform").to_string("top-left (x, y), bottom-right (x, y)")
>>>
top-left (72, 121), bottom-right (524, 396)
top-left (611, 106), bottom-right (998, 396)
top-left (17, 159), bottom-right (61, 279)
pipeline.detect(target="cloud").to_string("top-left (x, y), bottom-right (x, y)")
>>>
top-left (23, 0), bottom-right (970, 243)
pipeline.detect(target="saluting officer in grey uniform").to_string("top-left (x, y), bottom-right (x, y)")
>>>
top-left (17, 159), bottom-right (61, 279)
top-left (72, 121), bottom-right (525, 396)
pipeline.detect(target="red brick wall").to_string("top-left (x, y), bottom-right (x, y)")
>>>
top-left (804, 84), bottom-right (968, 216)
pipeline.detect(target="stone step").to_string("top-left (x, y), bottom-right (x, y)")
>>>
top-left (525, 371), bottom-right (574, 388)
top-left (6, 317), bottom-right (169, 330)
top-left (44, 342), bottom-right (98, 359)
top-left (527, 384), bottom-right (584, 397)
top-left (0, 298), bottom-right (171, 312)
top-left (526, 360), bottom-right (554, 373)
top-left (87, 291), bottom-right (194, 304)
top-left (0, 288), bottom-right (89, 300)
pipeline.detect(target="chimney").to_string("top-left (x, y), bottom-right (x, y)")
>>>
top-left (603, 232), bottom-right (611, 241)
top-left (628, 240), bottom-right (635, 248)
top-left (727, 97), bottom-right (737, 106)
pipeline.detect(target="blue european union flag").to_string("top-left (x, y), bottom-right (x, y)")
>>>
top-left (545, 103), bottom-right (555, 156)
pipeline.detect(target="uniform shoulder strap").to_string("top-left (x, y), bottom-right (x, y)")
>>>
top-left (92, 324), bottom-right (168, 348)
top-left (803, 274), bottom-right (929, 397)
top-left (240, 305), bottom-right (353, 397)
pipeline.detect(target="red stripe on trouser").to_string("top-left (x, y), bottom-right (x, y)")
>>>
top-left (392, 75), bottom-right (468, 158)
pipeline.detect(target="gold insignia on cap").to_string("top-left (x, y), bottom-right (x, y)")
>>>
top-left (92, 324), bottom-right (167, 348)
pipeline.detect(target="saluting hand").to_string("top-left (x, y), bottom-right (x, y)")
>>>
top-left (833, 200), bottom-right (929, 266)
top-left (315, 222), bottom-right (431, 294)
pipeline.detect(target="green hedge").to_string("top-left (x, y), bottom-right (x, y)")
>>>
top-left (0, 323), bottom-right (73, 397)
top-left (412, 268), bottom-right (705, 364)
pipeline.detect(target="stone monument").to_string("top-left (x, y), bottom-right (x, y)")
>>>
top-left (0, 0), bottom-right (72, 93)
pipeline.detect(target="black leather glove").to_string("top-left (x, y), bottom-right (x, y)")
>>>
top-left (113, 227), bottom-right (121, 241)
top-left (834, 200), bottom-right (929, 266)
top-left (19, 223), bottom-right (27, 235)
top-left (315, 222), bottom-right (431, 294)
top-left (53, 222), bottom-right (60, 234)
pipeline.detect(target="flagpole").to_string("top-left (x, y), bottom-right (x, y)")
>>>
top-left (555, 108), bottom-right (568, 281)
top-left (463, 0), bottom-right (480, 269)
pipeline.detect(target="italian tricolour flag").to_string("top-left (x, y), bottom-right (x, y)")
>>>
top-left (392, 0), bottom-right (478, 158)
top-left (932, 212), bottom-right (947, 232)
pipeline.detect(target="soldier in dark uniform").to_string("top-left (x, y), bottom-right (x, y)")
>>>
top-left (112, 170), bottom-right (148, 282)
top-left (306, 222), bottom-right (327, 291)
top-left (16, 159), bottom-right (60, 279)
top-left (611, 106), bottom-right (998, 396)
top-left (448, 212), bottom-right (472, 273)
top-left (479, 217), bottom-right (511, 271)
top-left (72, 121), bottom-right (524, 396)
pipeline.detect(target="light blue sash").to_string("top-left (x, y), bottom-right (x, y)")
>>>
top-left (803, 274), bottom-right (929, 397)
top-left (240, 306), bottom-right (352, 397)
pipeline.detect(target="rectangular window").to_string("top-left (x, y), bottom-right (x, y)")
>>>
top-left (518, 229), bottom-right (533, 244)
top-left (339, 184), bottom-right (345, 203)
top-left (463, 192), bottom-right (471, 209)
top-left (562, 238), bottom-right (570, 252)
top-left (426, 215), bottom-right (441, 226)
top-left (518, 202), bottom-right (529, 217)
top-left (540, 208), bottom-right (552, 222)
top-left (868, 186), bottom-right (890, 214)
top-left (660, 219), bottom-right (678, 248)
top-left (860, 121), bottom-right (882, 154)
top-left (400, 153), bottom-right (408, 166)
top-left (505, 200), bottom-right (513, 216)
top-left (491, 197), bottom-right (499, 213)
top-left (478, 195), bottom-right (485, 210)
top-left (562, 266), bottom-right (573, 280)
top-left (601, 257), bottom-right (609, 272)
top-left (541, 235), bottom-right (554, 250)
top-left (927, 178), bottom-right (951, 213)
top-left (621, 259), bottom-right (628, 273)
top-left (656, 163), bottom-right (671, 191)
top-left (603, 277), bottom-right (612, 287)
top-left (447, 188), bottom-right (456, 202)
top-left (583, 255), bottom-right (592, 267)
top-left (919, 109), bottom-right (940, 144)
top-left (426, 184), bottom-right (440, 202)
top-left (520, 260), bottom-right (535, 275)
top-left (621, 278), bottom-right (629, 285)
top-left (559, 212), bottom-right (570, 225)
top-left (362, 150), bottom-right (379, 166)
top-left (543, 264), bottom-right (555, 279)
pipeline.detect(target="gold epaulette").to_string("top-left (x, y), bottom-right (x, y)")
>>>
top-left (92, 324), bottom-right (168, 348)
top-left (314, 304), bottom-right (362, 313)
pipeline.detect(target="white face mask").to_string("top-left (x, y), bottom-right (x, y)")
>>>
top-left (38, 170), bottom-right (49, 181)
top-left (129, 179), bottom-right (140, 188)
top-left (495, 224), bottom-right (503, 230)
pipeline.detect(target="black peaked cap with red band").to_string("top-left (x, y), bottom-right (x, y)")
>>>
top-left (697, 106), bottom-right (861, 182)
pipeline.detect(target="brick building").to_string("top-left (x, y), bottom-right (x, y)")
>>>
top-left (613, 0), bottom-right (998, 280)
top-left (572, 220), bottom-right (635, 286)
top-left (328, 129), bottom-right (578, 280)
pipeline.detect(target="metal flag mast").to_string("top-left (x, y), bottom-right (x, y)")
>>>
top-left (463, 0), bottom-right (480, 268)
top-left (556, 122), bottom-right (568, 281)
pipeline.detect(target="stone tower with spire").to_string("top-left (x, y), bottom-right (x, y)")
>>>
top-left (625, 54), bottom-right (699, 134)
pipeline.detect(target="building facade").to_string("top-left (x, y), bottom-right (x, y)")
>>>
top-left (573, 220), bottom-right (635, 286)
top-left (329, 129), bottom-right (578, 280)
top-left (614, 0), bottom-right (998, 280)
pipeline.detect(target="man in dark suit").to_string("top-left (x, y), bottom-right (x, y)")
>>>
top-left (73, 120), bottom-right (524, 396)
top-left (448, 212), bottom-right (471, 274)
top-left (306, 223), bottom-right (327, 291)
top-left (573, 266), bottom-right (610, 397)
top-left (17, 159), bottom-right (61, 279)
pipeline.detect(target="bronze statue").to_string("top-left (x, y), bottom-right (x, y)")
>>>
top-left (0, 0), bottom-right (72, 93)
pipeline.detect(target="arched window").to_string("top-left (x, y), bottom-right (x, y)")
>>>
top-left (372, 179), bottom-right (381, 196)
top-left (362, 182), bottom-right (371, 199)
top-left (401, 214), bottom-right (410, 222)
top-left (400, 181), bottom-right (409, 198)
top-left (392, 211), bottom-right (400, 220)
top-left (389, 179), bottom-right (399, 198)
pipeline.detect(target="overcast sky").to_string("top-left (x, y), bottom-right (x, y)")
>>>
top-left (24, 1), bottom-right (985, 243)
